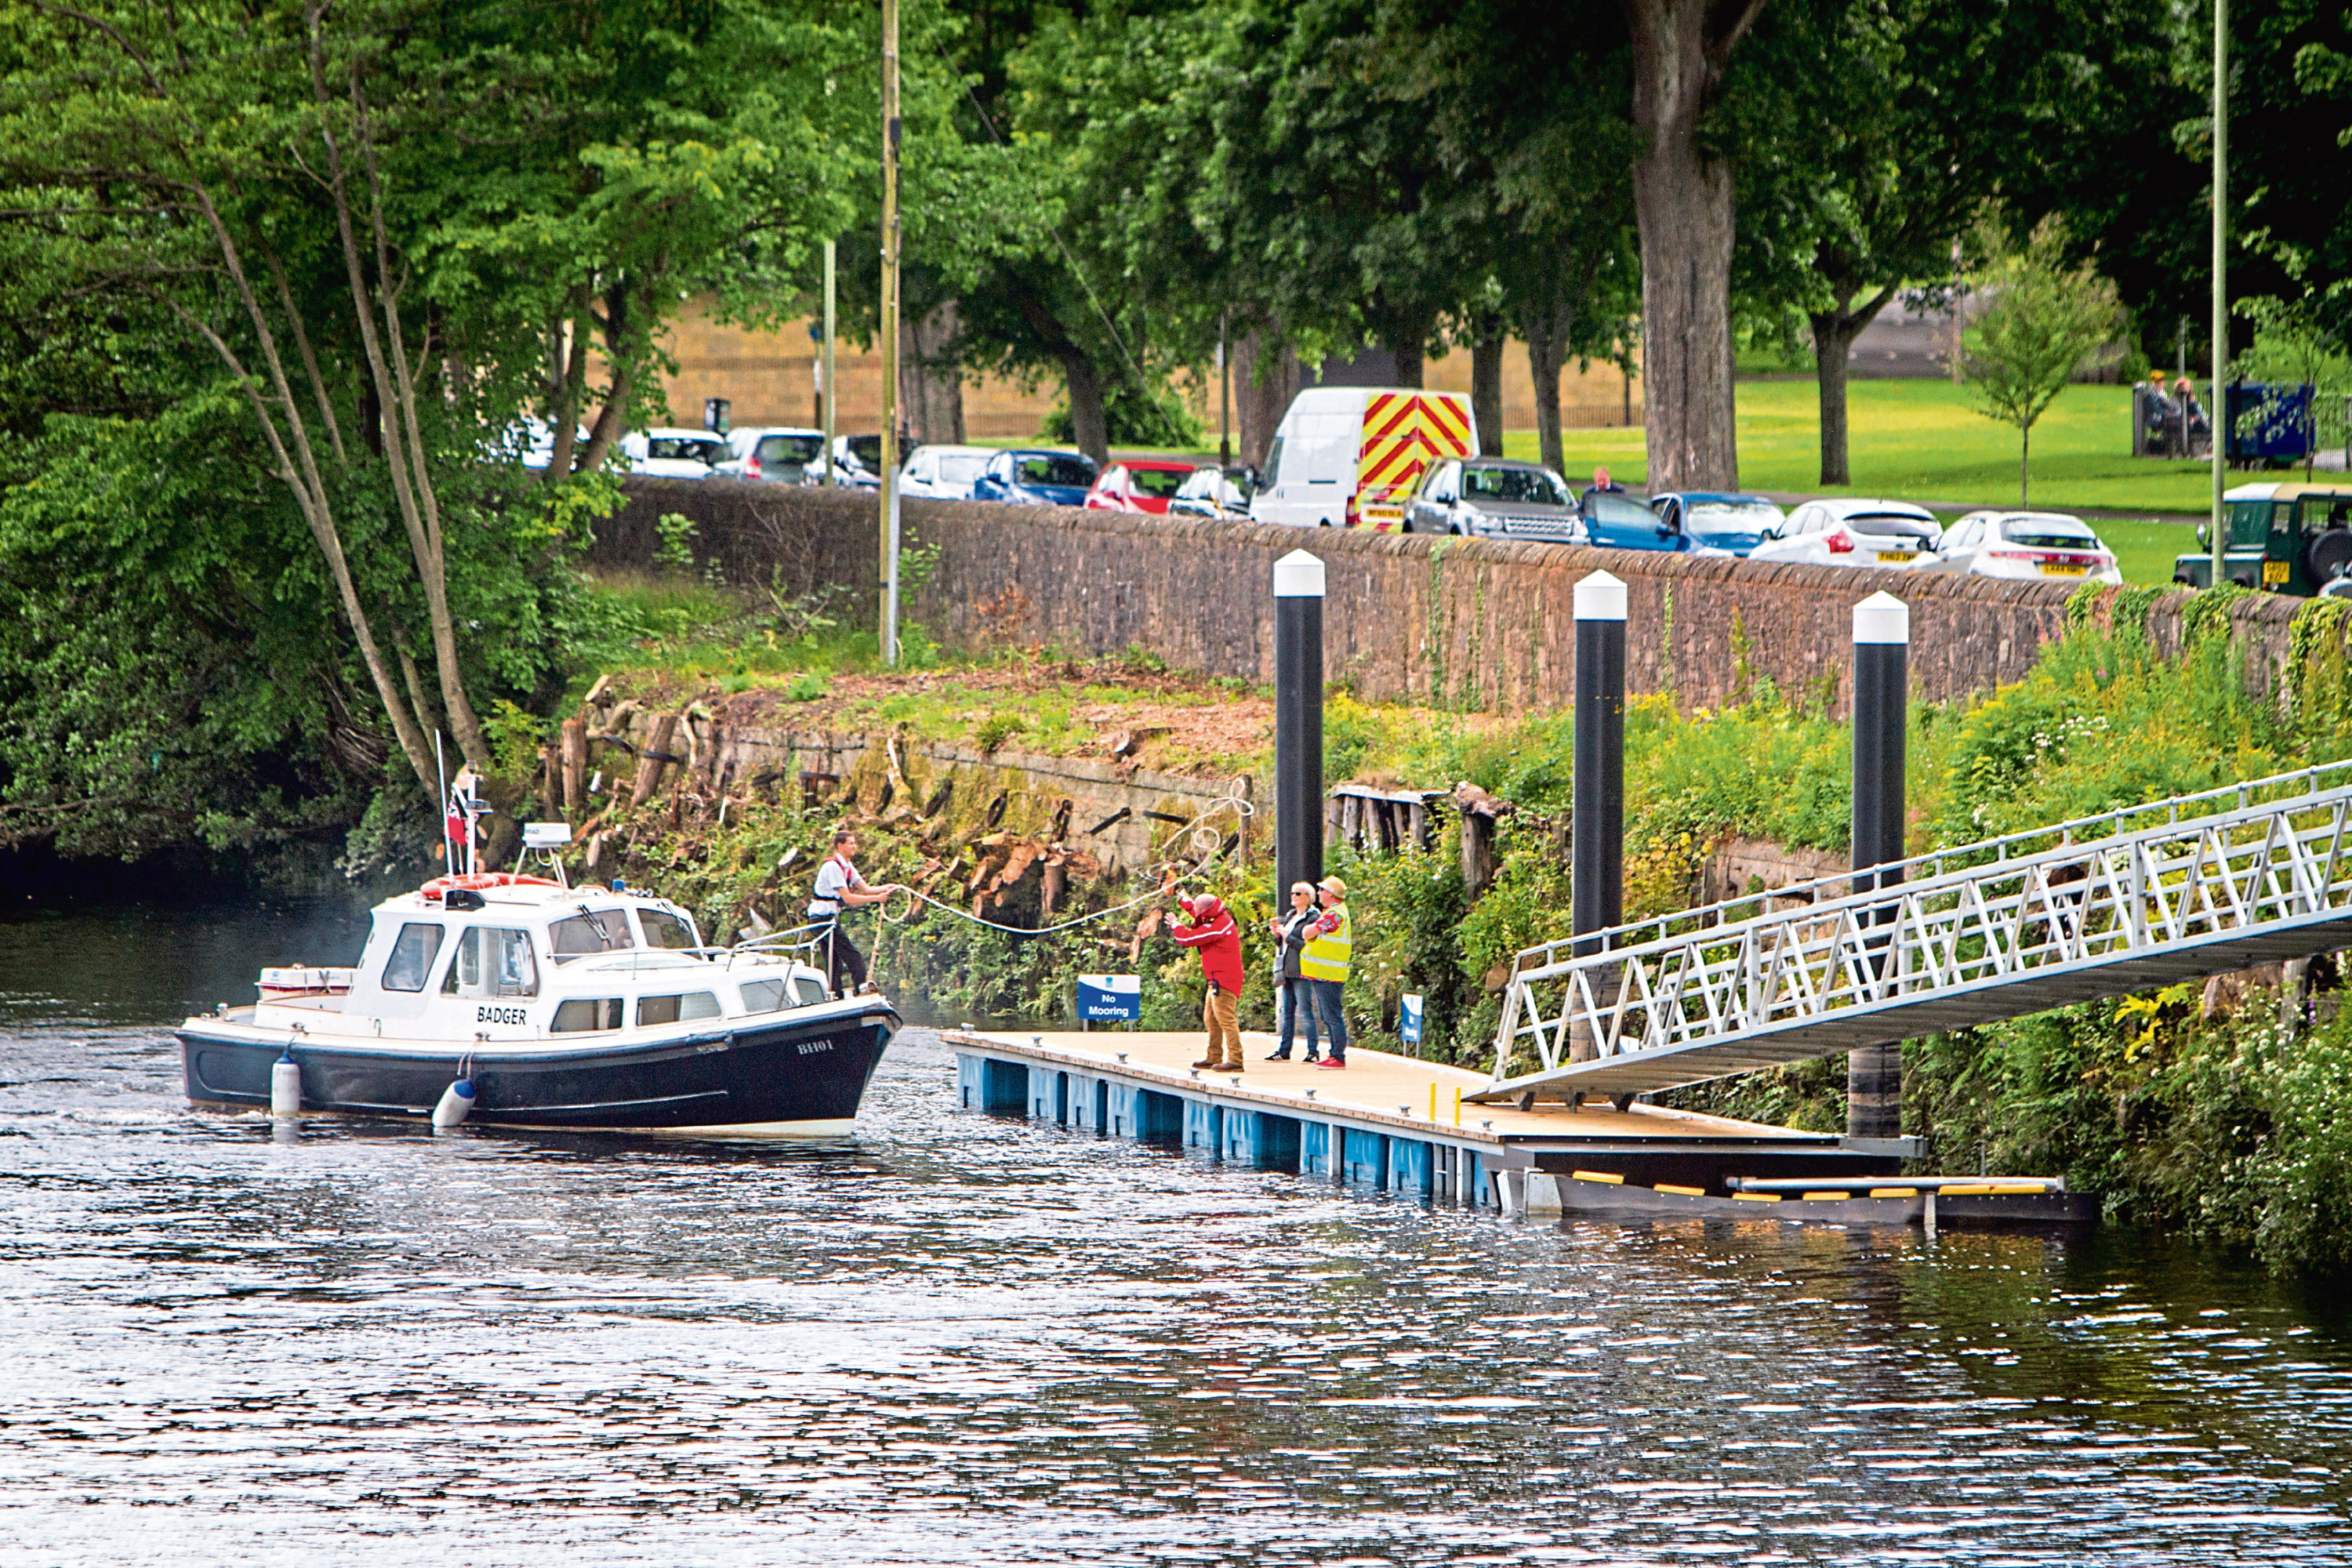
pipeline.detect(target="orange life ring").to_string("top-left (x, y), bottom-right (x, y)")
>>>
top-left (419, 872), bottom-right (563, 900)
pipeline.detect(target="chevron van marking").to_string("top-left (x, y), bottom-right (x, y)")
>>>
top-left (1352, 392), bottom-right (1475, 530)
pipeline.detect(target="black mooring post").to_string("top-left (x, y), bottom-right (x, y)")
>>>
top-left (1274, 550), bottom-right (1326, 903)
top-left (1849, 590), bottom-right (1909, 1142)
top-left (1572, 570), bottom-right (1626, 956)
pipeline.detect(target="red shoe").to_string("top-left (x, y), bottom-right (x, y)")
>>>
top-left (1315, 1057), bottom-right (1346, 1069)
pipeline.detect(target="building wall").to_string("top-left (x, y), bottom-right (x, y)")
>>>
top-left (601, 479), bottom-right (2300, 717)
top-left (649, 298), bottom-right (1642, 445)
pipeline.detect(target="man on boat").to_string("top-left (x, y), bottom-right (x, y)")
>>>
top-left (1167, 890), bottom-right (1245, 1073)
top-left (809, 829), bottom-right (902, 996)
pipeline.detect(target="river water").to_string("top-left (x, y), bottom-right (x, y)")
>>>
top-left (6, 900), bottom-right (2352, 1566)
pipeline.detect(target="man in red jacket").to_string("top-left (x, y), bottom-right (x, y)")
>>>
top-left (1167, 891), bottom-right (1246, 1072)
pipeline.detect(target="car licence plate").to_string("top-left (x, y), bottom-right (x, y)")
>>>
top-left (1359, 504), bottom-right (1405, 532)
top-left (2040, 564), bottom-right (2089, 577)
top-left (1871, 550), bottom-right (1914, 564)
top-left (2264, 559), bottom-right (2292, 585)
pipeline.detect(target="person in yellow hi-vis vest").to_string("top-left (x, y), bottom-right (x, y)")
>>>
top-left (1301, 876), bottom-right (1352, 1069)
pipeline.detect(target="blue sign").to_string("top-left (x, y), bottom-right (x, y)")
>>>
top-left (1077, 975), bottom-right (1142, 1021)
top-left (1399, 993), bottom-right (1425, 1047)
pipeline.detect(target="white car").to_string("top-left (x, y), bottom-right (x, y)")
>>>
top-left (900, 443), bottom-right (993, 500)
top-left (1922, 510), bottom-right (2123, 584)
top-left (826, 434), bottom-right (882, 489)
top-left (1750, 497), bottom-right (1942, 569)
top-left (619, 428), bottom-right (728, 478)
top-left (713, 426), bottom-right (826, 484)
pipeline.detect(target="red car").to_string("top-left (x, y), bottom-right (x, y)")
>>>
top-left (1083, 459), bottom-right (1196, 515)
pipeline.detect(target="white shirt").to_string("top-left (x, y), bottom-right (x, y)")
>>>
top-left (810, 854), bottom-right (866, 914)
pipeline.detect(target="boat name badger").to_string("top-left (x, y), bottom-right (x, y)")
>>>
top-left (477, 1006), bottom-right (530, 1026)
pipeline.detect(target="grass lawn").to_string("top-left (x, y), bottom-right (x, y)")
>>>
top-left (1508, 378), bottom-right (2217, 517)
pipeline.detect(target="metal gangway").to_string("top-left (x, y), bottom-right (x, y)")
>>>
top-left (1471, 759), bottom-right (2352, 1103)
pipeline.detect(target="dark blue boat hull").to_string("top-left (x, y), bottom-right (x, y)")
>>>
top-left (176, 1004), bottom-right (899, 1131)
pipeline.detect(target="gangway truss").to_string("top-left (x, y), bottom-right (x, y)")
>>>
top-left (1473, 760), bottom-right (2352, 1102)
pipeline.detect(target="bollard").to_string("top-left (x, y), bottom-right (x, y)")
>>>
top-left (1849, 591), bottom-right (1908, 1142)
top-left (1274, 550), bottom-right (1326, 902)
top-left (1570, 571), bottom-right (1626, 1065)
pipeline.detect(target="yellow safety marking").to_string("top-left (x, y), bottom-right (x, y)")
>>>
top-left (1571, 1170), bottom-right (1624, 1185)
top-left (1454, 1086), bottom-right (1462, 1127)
top-left (1654, 1183), bottom-right (1705, 1197)
top-left (1802, 1191), bottom-right (1853, 1201)
top-left (1989, 1183), bottom-right (2049, 1195)
top-left (1870, 1187), bottom-right (1921, 1199)
top-left (1731, 1192), bottom-right (1781, 1203)
top-left (1355, 393), bottom-right (1475, 527)
top-left (1936, 1183), bottom-right (1994, 1196)
top-left (1430, 1083), bottom-right (1437, 1120)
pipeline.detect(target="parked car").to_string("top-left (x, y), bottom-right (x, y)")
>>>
top-left (1168, 466), bottom-right (1256, 520)
top-left (901, 444), bottom-right (993, 500)
top-left (714, 426), bottom-right (826, 484)
top-left (1085, 459), bottom-right (1196, 514)
top-left (2173, 481), bottom-right (2352, 593)
top-left (511, 416), bottom-right (588, 471)
top-left (1577, 487), bottom-right (1683, 552)
top-left (1924, 510), bottom-right (2122, 584)
top-left (1748, 497), bottom-right (1941, 568)
top-left (1650, 492), bottom-right (1786, 557)
top-left (619, 428), bottom-right (728, 478)
top-left (823, 434), bottom-right (884, 489)
top-left (1250, 387), bottom-right (1478, 530)
top-left (1407, 458), bottom-right (1584, 543)
top-left (972, 448), bottom-right (1099, 506)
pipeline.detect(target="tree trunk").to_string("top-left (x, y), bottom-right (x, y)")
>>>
top-left (1392, 334), bottom-right (1425, 389)
top-left (1621, 0), bottom-right (1763, 492)
top-left (2020, 423), bottom-right (2030, 505)
top-left (1233, 325), bottom-right (1298, 471)
top-left (1813, 316), bottom-right (1855, 487)
top-left (1062, 350), bottom-right (1109, 465)
top-left (902, 300), bottom-right (965, 445)
top-left (1524, 309), bottom-right (1566, 473)
top-left (1809, 288), bottom-right (1893, 487)
top-left (1471, 327), bottom-right (1506, 456)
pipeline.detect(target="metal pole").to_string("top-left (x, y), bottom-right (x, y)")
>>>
top-left (878, 0), bottom-right (902, 664)
top-left (2209, 0), bottom-right (2227, 587)
top-left (822, 239), bottom-right (837, 488)
top-left (1219, 310), bottom-right (1232, 471)
top-left (1571, 570), bottom-right (1625, 958)
top-left (1274, 550), bottom-right (1325, 903)
top-left (1849, 591), bottom-right (1908, 1142)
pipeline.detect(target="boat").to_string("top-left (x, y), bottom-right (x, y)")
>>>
top-left (176, 867), bottom-right (899, 1135)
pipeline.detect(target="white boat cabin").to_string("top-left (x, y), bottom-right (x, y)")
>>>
top-left (246, 877), bottom-right (833, 1045)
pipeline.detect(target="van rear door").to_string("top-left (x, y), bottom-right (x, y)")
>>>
top-left (1352, 393), bottom-right (1476, 531)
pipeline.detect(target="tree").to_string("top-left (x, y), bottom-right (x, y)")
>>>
top-left (2236, 276), bottom-right (2352, 480)
top-left (1617, 0), bottom-right (1769, 492)
top-left (1962, 214), bottom-right (2125, 504)
top-left (0, 0), bottom-right (870, 797)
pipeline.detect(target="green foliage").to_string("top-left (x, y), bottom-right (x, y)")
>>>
top-left (1040, 381), bottom-right (1204, 449)
top-left (782, 671), bottom-right (829, 703)
top-left (973, 713), bottom-right (1030, 753)
top-left (1963, 212), bottom-right (2129, 504)
top-left (655, 514), bottom-right (701, 573)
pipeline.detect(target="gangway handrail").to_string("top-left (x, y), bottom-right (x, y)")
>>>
top-left (1477, 762), bottom-right (2352, 1100)
top-left (1513, 755), bottom-right (2352, 975)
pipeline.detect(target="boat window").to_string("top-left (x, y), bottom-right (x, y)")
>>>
top-left (382, 923), bottom-right (445, 993)
top-left (441, 927), bottom-right (539, 999)
top-left (551, 998), bottom-right (623, 1033)
top-left (739, 978), bottom-right (786, 1013)
top-left (795, 975), bottom-right (829, 1006)
top-left (637, 991), bottom-right (720, 1027)
top-left (550, 908), bottom-right (635, 960)
top-left (638, 909), bottom-right (700, 950)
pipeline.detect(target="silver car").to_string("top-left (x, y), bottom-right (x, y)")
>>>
top-left (1407, 458), bottom-right (1586, 543)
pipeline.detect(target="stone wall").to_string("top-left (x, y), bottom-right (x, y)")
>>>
top-left (607, 478), bottom-right (2302, 715)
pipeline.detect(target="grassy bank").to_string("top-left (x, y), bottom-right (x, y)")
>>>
top-left (1518, 379), bottom-right (2216, 517)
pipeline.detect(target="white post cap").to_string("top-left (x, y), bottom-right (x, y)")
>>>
top-left (1573, 568), bottom-right (1627, 622)
top-left (1273, 549), bottom-right (1326, 598)
top-left (1853, 591), bottom-right (1910, 645)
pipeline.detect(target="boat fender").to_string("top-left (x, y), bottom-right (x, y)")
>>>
top-left (432, 1078), bottom-right (476, 1131)
top-left (270, 1053), bottom-right (302, 1119)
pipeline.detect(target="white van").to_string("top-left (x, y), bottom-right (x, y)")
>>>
top-left (1250, 387), bottom-right (1479, 530)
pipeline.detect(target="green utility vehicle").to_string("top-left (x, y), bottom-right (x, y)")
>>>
top-left (2174, 481), bottom-right (2352, 593)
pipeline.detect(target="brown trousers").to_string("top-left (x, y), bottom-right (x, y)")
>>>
top-left (1202, 986), bottom-right (1241, 1069)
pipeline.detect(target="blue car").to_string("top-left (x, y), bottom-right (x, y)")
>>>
top-left (972, 448), bottom-right (1099, 506)
top-left (1577, 488), bottom-right (1783, 556)
top-left (1648, 492), bottom-right (1787, 557)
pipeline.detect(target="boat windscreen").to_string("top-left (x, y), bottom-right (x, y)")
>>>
top-left (551, 908), bottom-right (634, 960)
top-left (382, 923), bottom-right (444, 992)
top-left (638, 909), bottom-right (700, 950)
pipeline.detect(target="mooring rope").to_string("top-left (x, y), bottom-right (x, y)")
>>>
top-left (873, 789), bottom-right (1256, 937)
